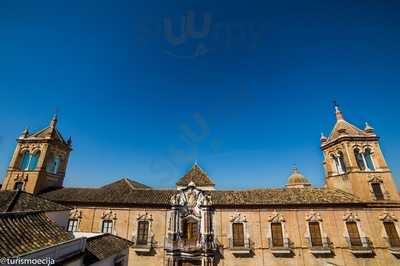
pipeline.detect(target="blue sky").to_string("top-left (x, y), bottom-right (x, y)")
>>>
top-left (0, 0), bottom-right (400, 189)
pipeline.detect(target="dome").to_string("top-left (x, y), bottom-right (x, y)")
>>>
top-left (287, 167), bottom-right (311, 188)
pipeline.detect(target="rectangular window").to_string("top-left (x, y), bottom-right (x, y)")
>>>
top-left (346, 222), bottom-right (362, 247)
top-left (232, 223), bottom-right (245, 247)
top-left (183, 221), bottom-right (199, 242)
top-left (309, 222), bottom-right (323, 247)
top-left (67, 219), bottom-right (78, 232)
top-left (102, 220), bottom-right (113, 233)
top-left (384, 222), bottom-right (400, 248)
top-left (371, 183), bottom-right (384, 200)
top-left (271, 223), bottom-right (284, 247)
top-left (136, 221), bottom-right (149, 245)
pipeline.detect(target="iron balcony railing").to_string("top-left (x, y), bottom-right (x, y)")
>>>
top-left (305, 236), bottom-right (332, 254)
top-left (344, 236), bottom-right (373, 254)
top-left (228, 238), bottom-right (252, 251)
top-left (132, 235), bottom-right (154, 252)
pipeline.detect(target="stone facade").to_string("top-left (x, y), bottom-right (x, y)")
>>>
top-left (3, 107), bottom-right (400, 266)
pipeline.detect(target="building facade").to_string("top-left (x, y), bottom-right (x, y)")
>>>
top-left (2, 107), bottom-right (400, 266)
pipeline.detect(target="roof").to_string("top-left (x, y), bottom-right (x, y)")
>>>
top-left (41, 187), bottom-right (175, 206)
top-left (0, 190), bottom-right (71, 213)
top-left (327, 106), bottom-right (372, 141)
top-left (41, 187), bottom-right (361, 207)
top-left (84, 234), bottom-right (132, 264)
top-left (287, 168), bottom-right (311, 187)
top-left (0, 212), bottom-right (74, 257)
top-left (176, 163), bottom-right (215, 187)
top-left (21, 116), bottom-right (69, 146)
top-left (210, 188), bottom-right (360, 206)
top-left (101, 178), bottom-right (151, 190)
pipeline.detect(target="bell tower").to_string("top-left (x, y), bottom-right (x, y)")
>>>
top-left (1, 115), bottom-right (72, 194)
top-left (321, 105), bottom-right (399, 201)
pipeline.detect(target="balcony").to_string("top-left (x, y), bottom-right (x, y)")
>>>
top-left (268, 237), bottom-right (292, 256)
top-left (345, 237), bottom-right (373, 255)
top-left (132, 235), bottom-right (154, 253)
top-left (228, 238), bottom-right (253, 255)
top-left (383, 237), bottom-right (400, 256)
top-left (164, 238), bottom-right (203, 253)
top-left (305, 237), bottom-right (332, 255)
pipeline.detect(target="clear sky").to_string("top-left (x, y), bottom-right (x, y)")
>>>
top-left (0, 0), bottom-right (399, 189)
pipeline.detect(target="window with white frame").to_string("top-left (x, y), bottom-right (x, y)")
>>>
top-left (354, 147), bottom-right (375, 171)
top-left (331, 151), bottom-right (346, 175)
top-left (101, 209), bottom-right (117, 234)
top-left (67, 219), bottom-right (79, 232)
top-left (102, 220), bottom-right (113, 233)
top-left (19, 150), bottom-right (40, 171)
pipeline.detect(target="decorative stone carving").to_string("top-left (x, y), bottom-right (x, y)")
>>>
top-left (101, 209), bottom-right (117, 220)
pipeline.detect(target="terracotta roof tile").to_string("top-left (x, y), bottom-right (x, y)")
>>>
top-left (0, 190), bottom-right (71, 213)
top-left (41, 187), bottom-right (360, 207)
top-left (84, 234), bottom-right (132, 264)
top-left (176, 164), bottom-right (215, 186)
top-left (101, 178), bottom-right (151, 190)
top-left (0, 212), bottom-right (74, 257)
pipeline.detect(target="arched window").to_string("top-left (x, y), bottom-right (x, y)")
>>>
top-left (354, 148), bottom-right (366, 170)
top-left (28, 151), bottom-right (40, 170)
top-left (364, 148), bottom-right (375, 171)
top-left (331, 152), bottom-right (346, 175)
top-left (19, 151), bottom-right (30, 170)
top-left (338, 151), bottom-right (347, 173)
top-left (232, 223), bottom-right (245, 247)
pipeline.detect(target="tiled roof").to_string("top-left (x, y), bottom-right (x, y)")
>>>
top-left (176, 164), bottom-right (215, 186)
top-left (26, 126), bottom-right (67, 145)
top-left (209, 188), bottom-right (361, 206)
top-left (0, 190), bottom-right (71, 213)
top-left (101, 178), bottom-right (151, 190)
top-left (41, 187), bottom-right (176, 206)
top-left (84, 234), bottom-right (132, 264)
top-left (0, 212), bottom-right (74, 257)
top-left (41, 187), bottom-right (360, 206)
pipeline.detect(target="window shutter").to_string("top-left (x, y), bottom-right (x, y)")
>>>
top-left (232, 223), bottom-right (244, 247)
top-left (271, 223), bottom-right (284, 247)
top-left (372, 183), bottom-right (384, 200)
top-left (309, 222), bottom-right (323, 247)
top-left (137, 221), bottom-right (149, 245)
top-left (384, 222), bottom-right (400, 248)
top-left (346, 222), bottom-right (362, 247)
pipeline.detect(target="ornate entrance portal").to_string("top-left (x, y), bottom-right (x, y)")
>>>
top-left (165, 182), bottom-right (218, 266)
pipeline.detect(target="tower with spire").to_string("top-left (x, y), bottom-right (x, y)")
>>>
top-left (320, 105), bottom-right (399, 201)
top-left (1, 115), bottom-right (72, 194)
